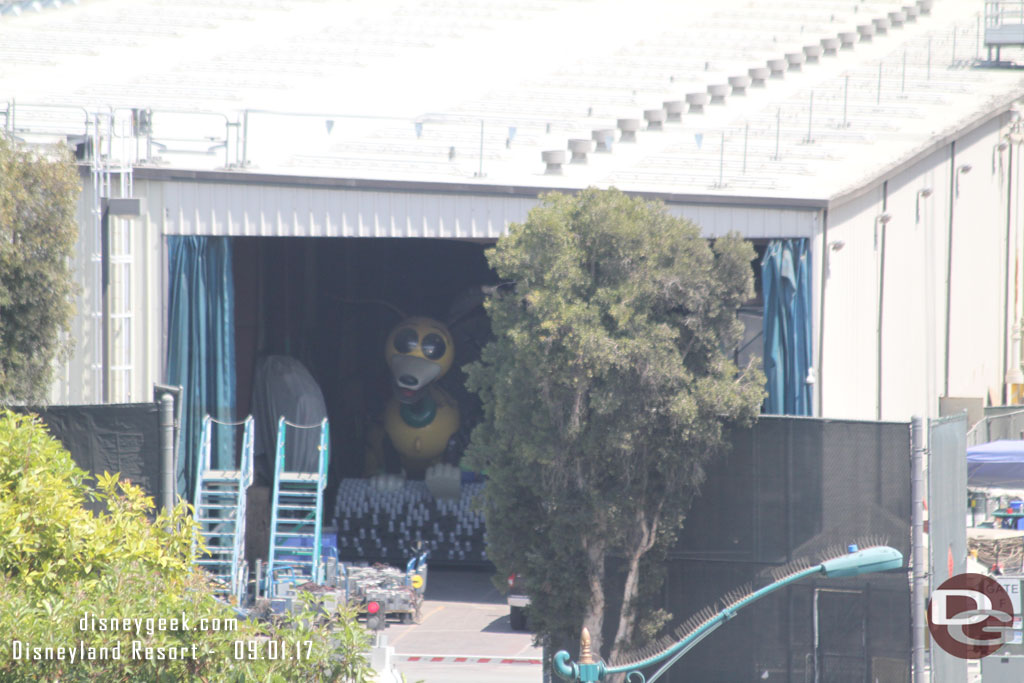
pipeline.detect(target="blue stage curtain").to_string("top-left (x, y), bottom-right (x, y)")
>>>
top-left (166, 236), bottom-right (236, 503)
top-left (762, 239), bottom-right (812, 415)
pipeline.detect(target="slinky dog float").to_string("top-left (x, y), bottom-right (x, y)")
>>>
top-left (382, 316), bottom-right (460, 475)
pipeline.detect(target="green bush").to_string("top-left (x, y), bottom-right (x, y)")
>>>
top-left (0, 411), bottom-right (375, 682)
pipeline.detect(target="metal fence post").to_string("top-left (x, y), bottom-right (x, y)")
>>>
top-left (911, 415), bottom-right (928, 683)
top-left (160, 392), bottom-right (176, 514)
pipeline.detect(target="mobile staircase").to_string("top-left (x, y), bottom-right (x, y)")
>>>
top-left (193, 415), bottom-right (254, 604)
top-left (265, 417), bottom-right (330, 597)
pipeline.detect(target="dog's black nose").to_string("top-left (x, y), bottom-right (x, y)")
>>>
top-left (398, 375), bottom-right (418, 387)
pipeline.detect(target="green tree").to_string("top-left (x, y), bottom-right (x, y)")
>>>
top-left (465, 188), bottom-right (765, 665)
top-left (0, 136), bottom-right (79, 404)
top-left (0, 410), bottom-right (375, 681)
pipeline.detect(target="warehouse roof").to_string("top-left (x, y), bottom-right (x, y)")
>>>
top-left (2, 0), bottom-right (1023, 203)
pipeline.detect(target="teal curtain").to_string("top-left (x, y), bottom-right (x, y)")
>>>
top-left (762, 239), bottom-right (812, 415)
top-left (166, 236), bottom-right (236, 503)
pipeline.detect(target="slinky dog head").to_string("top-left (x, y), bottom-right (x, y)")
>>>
top-left (385, 317), bottom-right (454, 403)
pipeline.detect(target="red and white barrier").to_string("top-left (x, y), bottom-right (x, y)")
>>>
top-left (396, 654), bottom-right (541, 665)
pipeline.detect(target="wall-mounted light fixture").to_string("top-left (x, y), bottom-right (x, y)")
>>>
top-left (915, 188), bottom-right (933, 223)
top-left (994, 140), bottom-right (1010, 173)
top-left (874, 212), bottom-right (892, 248)
top-left (825, 239), bottom-right (845, 278)
top-left (955, 163), bottom-right (972, 197)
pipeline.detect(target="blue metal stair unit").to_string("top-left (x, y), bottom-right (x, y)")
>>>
top-left (192, 415), bottom-right (253, 604)
top-left (266, 417), bottom-right (329, 596)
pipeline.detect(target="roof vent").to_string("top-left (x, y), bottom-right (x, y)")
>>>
top-left (728, 75), bottom-right (751, 95)
top-left (857, 24), bottom-right (875, 42)
top-left (617, 118), bottom-right (640, 142)
top-left (707, 84), bottom-right (729, 104)
top-left (888, 11), bottom-right (906, 27)
top-left (748, 67), bottom-right (770, 87)
top-left (663, 100), bottom-right (685, 122)
top-left (644, 109), bottom-right (666, 130)
top-left (785, 52), bottom-right (806, 71)
top-left (917, 0), bottom-right (932, 16)
top-left (820, 37), bottom-right (840, 55)
top-left (568, 139), bottom-right (593, 164)
top-left (767, 58), bottom-right (787, 78)
top-left (803, 44), bottom-right (823, 63)
top-left (592, 129), bottom-right (614, 152)
top-left (903, 5), bottom-right (920, 21)
top-left (838, 31), bottom-right (858, 49)
top-left (542, 150), bottom-right (566, 174)
top-left (686, 92), bottom-right (709, 113)
top-left (872, 17), bottom-right (890, 34)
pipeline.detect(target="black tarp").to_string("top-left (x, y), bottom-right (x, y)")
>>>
top-left (16, 403), bottom-right (162, 511)
top-left (250, 355), bottom-right (328, 485)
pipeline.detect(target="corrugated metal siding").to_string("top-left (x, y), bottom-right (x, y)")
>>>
top-left (159, 180), bottom-right (542, 239)
top-left (820, 114), bottom-right (1014, 422)
top-left (49, 174), bottom-right (100, 405)
top-left (666, 204), bottom-right (817, 238)
top-left (154, 177), bottom-right (819, 240)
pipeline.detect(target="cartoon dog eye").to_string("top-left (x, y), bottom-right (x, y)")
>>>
top-left (420, 333), bottom-right (447, 360)
top-left (392, 328), bottom-right (419, 354)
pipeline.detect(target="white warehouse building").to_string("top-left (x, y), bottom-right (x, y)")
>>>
top-left (2, 0), bottom-right (1024, 438)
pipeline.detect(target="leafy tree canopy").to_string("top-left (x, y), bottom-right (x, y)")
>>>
top-left (0, 136), bottom-right (79, 404)
top-left (465, 188), bottom-right (765, 663)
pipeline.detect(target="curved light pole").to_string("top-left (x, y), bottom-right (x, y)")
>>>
top-left (553, 545), bottom-right (904, 683)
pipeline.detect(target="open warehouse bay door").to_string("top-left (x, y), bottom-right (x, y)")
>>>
top-left (230, 236), bottom-right (498, 565)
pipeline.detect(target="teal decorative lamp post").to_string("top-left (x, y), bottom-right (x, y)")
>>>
top-left (553, 545), bottom-right (904, 683)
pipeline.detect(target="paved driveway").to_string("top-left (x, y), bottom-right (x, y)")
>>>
top-left (381, 568), bottom-right (543, 683)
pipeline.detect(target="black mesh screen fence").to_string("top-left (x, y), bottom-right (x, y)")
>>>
top-left (928, 413), bottom-right (968, 683)
top-left (652, 416), bottom-right (911, 683)
top-left (966, 407), bottom-right (1024, 447)
top-left (13, 404), bottom-right (163, 512)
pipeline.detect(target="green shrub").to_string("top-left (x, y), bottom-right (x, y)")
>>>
top-left (0, 411), bottom-right (375, 682)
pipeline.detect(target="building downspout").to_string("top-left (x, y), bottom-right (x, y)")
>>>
top-left (817, 208), bottom-right (829, 417)
top-left (943, 142), bottom-right (956, 398)
top-left (877, 182), bottom-right (889, 420)
top-left (1004, 142), bottom-right (1015, 403)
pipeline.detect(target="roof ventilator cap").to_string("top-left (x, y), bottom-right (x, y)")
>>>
top-left (748, 67), bottom-right (770, 87)
top-left (728, 75), bottom-right (751, 95)
top-left (592, 128), bottom-right (615, 152)
top-left (785, 52), bottom-right (806, 71)
top-left (838, 31), bottom-right (858, 49)
top-left (707, 84), bottom-right (729, 104)
top-left (568, 139), bottom-right (593, 164)
top-left (686, 92), bottom-right (709, 113)
top-left (617, 118), bottom-right (640, 142)
top-left (857, 24), bottom-right (875, 42)
top-left (767, 58), bottom-right (788, 78)
top-left (663, 100), bottom-right (685, 121)
top-left (803, 44), bottom-right (823, 63)
top-left (903, 5), bottom-right (920, 21)
top-left (542, 150), bottom-right (566, 175)
top-left (888, 11), bottom-right (906, 27)
top-left (644, 108), bottom-right (666, 130)
top-left (917, 0), bottom-right (933, 16)
top-left (820, 37), bottom-right (840, 55)
top-left (872, 17), bottom-right (890, 34)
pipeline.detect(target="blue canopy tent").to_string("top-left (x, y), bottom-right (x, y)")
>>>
top-left (967, 440), bottom-right (1024, 488)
